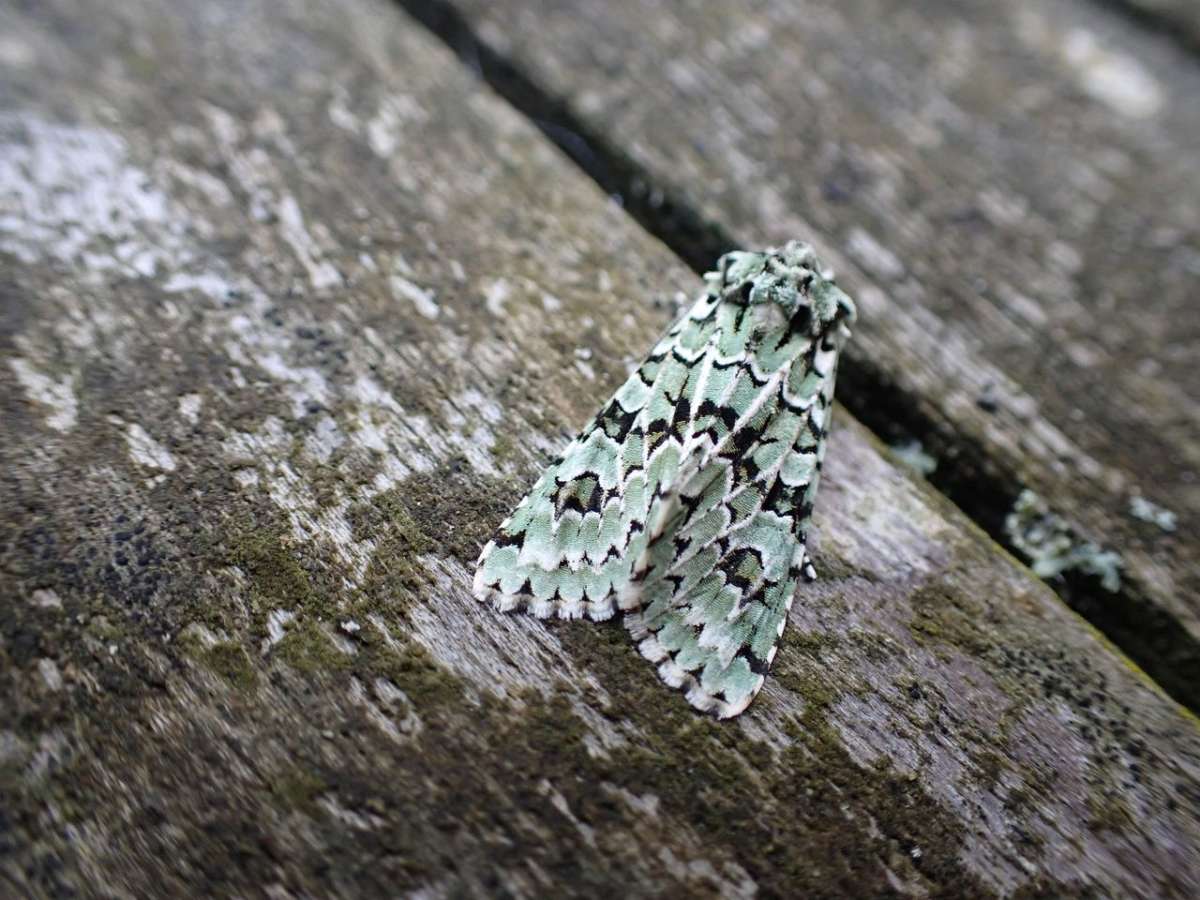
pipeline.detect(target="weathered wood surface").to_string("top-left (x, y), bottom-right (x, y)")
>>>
top-left (2, 0), bottom-right (1199, 896)
top-left (430, 0), bottom-right (1200, 707)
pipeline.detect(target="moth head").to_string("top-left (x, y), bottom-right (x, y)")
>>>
top-left (713, 240), bottom-right (857, 338)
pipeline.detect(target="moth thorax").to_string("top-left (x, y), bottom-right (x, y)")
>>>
top-left (749, 300), bottom-right (790, 336)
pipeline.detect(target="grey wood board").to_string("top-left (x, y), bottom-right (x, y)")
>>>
top-left (1, 0), bottom-right (1199, 896)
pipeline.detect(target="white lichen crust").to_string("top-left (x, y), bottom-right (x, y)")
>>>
top-left (1005, 490), bottom-right (1123, 592)
top-left (474, 242), bottom-right (855, 717)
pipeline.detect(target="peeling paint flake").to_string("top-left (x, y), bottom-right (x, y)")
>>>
top-left (178, 393), bottom-right (203, 423)
top-left (253, 351), bottom-right (331, 419)
top-left (303, 414), bottom-right (345, 463)
top-left (9, 358), bottom-right (77, 431)
top-left (163, 271), bottom-right (237, 301)
top-left (277, 194), bottom-right (343, 290)
top-left (264, 609), bottom-right (296, 652)
top-left (0, 114), bottom-right (189, 276)
top-left (1061, 29), bottom-right (1164, 119)
top-left (222, 416), bottom-right (292, 465)
top-left (365, 96), bottom-right (423, 158)
top-left (391, 273), bottom-right (440, 319)
top-left (484, 278), bottom-right (512, 316)
top-left (125, 423), bottom-right (177, 472)
top-left (30, 589), bottom-right (63, 610)
top-left (37, 658), bottom-right (64, 692)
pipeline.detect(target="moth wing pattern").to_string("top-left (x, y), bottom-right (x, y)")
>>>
top-left (472, 288), bottom-right (723, 621)
top-left (624, 317), bottom-right (846, 717)
top-left (473, 241), bottom-right (855, 718)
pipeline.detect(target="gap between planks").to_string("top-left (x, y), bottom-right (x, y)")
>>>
top-left (1093, 0), bottom-right (1200, 57)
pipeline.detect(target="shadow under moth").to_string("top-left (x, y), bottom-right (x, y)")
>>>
top-left (474, 242), bottom-right (856, 717)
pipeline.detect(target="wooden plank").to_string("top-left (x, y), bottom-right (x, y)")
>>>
top-left (1, 0), bottom-right (1199, 896)
top-left (423, 0), bottom-right (1200, 709)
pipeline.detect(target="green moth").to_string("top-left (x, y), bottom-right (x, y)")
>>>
top-left (474, 242), bottom-right (856, 717)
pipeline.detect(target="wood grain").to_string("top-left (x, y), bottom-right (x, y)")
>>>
top-left (1, 0), bottom-right (1198, 896)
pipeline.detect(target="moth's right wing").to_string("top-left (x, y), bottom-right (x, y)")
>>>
top-left (624, 323), bottom-right (844, 717)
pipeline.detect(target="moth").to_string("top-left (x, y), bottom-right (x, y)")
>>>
top-left (474, 242), bottom-right (856, 717)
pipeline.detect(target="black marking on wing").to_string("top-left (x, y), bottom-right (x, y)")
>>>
top-left (736, 645), bottom-right (771, 676)
top-left (596, 399), bottom-right (639, 442)
top-left (493, 529), bottom-right (525, 549)
top-left (789, 304), bottom-right (812, 337)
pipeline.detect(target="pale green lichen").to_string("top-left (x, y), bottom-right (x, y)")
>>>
top-left (1004, 490), bottom-right (1122, 591)
top-left (888, 438), bottom-right (938, 477)
top-left (1128, 495), bottom-right (1177, 533)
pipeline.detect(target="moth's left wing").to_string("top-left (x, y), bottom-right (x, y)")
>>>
top-left (472, 291), bottom-right (723, 621)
